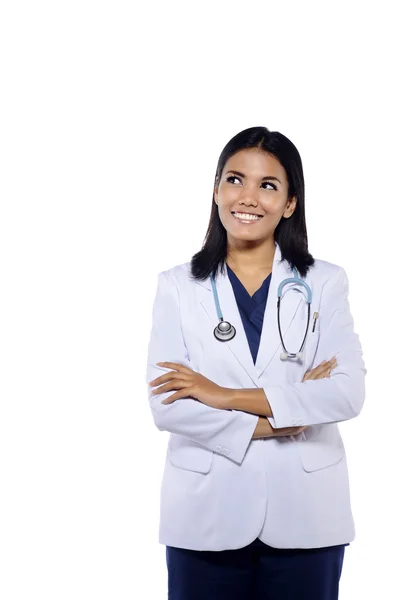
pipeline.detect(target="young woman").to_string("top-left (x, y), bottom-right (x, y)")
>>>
top-left (146, 126), bottom-right (366, 600)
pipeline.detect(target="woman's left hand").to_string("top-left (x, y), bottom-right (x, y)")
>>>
top-left (149, 362), bottom-right (231, 409)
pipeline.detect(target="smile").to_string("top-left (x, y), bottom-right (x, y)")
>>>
top-left (231, 211), bottom-right (263, 223)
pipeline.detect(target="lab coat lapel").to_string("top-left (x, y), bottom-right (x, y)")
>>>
top-left (255, 243), bottom-right (303, 378)
top-left (199, 263), bottom-right (259, 387)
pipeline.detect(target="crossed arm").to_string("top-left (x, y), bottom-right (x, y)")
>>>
top-left (149, 362), bottom-right (276, 441)
top-left (149, 358), bottom-right (337, 439)
top-left (146, 269), bottom-right (366, 464)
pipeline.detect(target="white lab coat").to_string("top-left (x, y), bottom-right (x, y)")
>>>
top-left (146, 242), bottom-right (366, 551)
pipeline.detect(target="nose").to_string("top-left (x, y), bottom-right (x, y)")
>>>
top-left (239, 194), bottom-right (258, 207)
top-left (237, 181), bottom-right (259, 207)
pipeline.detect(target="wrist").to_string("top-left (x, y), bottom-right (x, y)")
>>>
top-left (228, 388), bottom-right (273, 417)
top-left (229, 388), bottom-right (254, 412)
top-left (230, 388), bottom-right (242, 411)
top-left (222, 387), bottom-right (237, 409)
top-left (252, 417), bottom-right (273, 439)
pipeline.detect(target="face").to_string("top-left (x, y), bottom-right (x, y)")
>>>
top-left (214, 148), bottom-right (297, 245)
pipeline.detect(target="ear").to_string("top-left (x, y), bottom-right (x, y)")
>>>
top-left (283, 195), bottom-right (297, 218)
top-left (214, 184), bottom-right (219, 205)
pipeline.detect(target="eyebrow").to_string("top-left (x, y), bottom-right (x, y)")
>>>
top-left (225, 170), bottom-right (282, 184)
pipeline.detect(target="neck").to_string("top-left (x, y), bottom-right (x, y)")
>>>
top-left (226, 236), bottom-right (276, 274)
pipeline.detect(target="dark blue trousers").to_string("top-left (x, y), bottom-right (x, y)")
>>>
top-left (166, 538), bottom-right (346, 600)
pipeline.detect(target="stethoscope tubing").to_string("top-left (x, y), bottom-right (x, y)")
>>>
top-left (210, 265), bottom-right (313, 359)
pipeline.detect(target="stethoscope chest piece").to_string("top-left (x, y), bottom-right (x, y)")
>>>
top-left (210, 275), bottom-right (236, 342)
top-left (213, 320), bottom-right (236, 342)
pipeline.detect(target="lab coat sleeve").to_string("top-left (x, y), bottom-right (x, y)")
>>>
top-left (264, 267), bottom-right (367, 428)
top-left (146, 270), bottom-right (259, 465)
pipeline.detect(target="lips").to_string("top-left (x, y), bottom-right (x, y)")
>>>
top-left (231, 211), bottom-right (264, 217)
top-left (231, 211), bottom-right (264, 223)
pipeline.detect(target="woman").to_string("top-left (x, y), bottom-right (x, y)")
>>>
top-left (146, 126), bottom-right (366, 600)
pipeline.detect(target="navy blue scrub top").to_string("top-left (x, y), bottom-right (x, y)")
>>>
top-left (226, 265), bottom-right (272, 364)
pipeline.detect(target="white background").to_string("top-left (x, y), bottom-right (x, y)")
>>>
top-left (0, 1), bottom-right (399, 598)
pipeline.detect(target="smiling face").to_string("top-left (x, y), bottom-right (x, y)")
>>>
top-left (214, 148), bottom-right (297, 246)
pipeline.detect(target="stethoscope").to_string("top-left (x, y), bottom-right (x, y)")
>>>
top-left (210, 267), bottom-right (314, 360)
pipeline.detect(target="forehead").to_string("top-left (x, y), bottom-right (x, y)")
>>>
top-left (223, 148), bottom-right (286, 178)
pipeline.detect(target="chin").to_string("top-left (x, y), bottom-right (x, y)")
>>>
top-left (228, 230), bottom-right (265, 243)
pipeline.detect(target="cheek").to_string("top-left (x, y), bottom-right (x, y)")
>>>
top-left (260, 198), bottom-right (287, 217)
top-left (216, 205), bottom-right (230, 228)
top-left (217, 199), bottom-right (235, 219)
top-left (218, 185), bottom-right (240, 203)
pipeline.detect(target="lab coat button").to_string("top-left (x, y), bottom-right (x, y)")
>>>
top-left (222, 448), bottom-right (229, 455)
top-left (215, 445), bottom-right (222, 453)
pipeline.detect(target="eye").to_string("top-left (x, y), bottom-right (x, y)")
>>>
top-left (262, 181), bottom-right (277, 190)
top-left (226, 175), bottom-right (277, 190)
top-left (226, 175), bottom-right (240, 184)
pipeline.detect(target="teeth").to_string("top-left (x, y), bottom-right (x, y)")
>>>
top-left (233, 212), bottom-right (261, 221)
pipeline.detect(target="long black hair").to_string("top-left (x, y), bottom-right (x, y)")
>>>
top-left (190, 126), bottom-right (315, 280)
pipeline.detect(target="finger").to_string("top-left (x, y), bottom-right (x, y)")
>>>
top-left (273, 426), bottom-right (304, 436)
top-left (151, 379), bottom-right (190, 395)
top-left (302, 357), bottom-right (338, 382)
top-left (315, 359), bottom-right (336, 373)
top-left (274, 429), bottom-right (300, 437)
top-left (321, 361), bottom-right (337, 376)
top-left (156, 362), bottom-right (193, 374)
top-left (303, 362), bottom-right (332, 382)
top-left (294, 427), bottom-right (307, 434)
top-left (323, 359), bottom-right (337, 374)
top-left (289, 426), bottom-right (307, 435)
top-left (311, 359), bottom-right (336, 377)
top-left (161, 389), bottom-right (195, 405)
top-left (304, 367), bottom-right (333, 382)
top-left (303, 365), bottom-right (325, 381)
top-left (149, 372), bottom-right (190, 387)
top-left (319, 358), bottom-right (337, 368)
top-left (308, 364), bottom-right (327, 377)
top-left (315, 369), bottom-right (332, 379)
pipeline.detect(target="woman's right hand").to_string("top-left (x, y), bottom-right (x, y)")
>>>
top-left (252, 418), bottom-right (307, 439)
top-left (253, 357), bottom-right (338, 439)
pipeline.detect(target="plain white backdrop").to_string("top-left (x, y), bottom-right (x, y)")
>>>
top-left (0, 1), bottom-right (399, 598)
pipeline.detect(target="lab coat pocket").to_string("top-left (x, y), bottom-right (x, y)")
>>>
top-left (298, 423), bottom-right (345, 472)
top-left (167, 434), bottom-right (213, 474)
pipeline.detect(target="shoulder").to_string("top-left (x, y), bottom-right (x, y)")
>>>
top-left (156, 261), bottom-right (193, 288)
top-left (307, 257), bottom-right (351, 307)
top-left (308, 256), bottom-right (347, 285)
